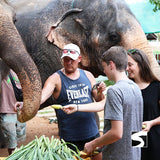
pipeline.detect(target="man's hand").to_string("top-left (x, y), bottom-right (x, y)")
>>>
top-left (14, 102), bottom-right (23, 112)
top-left (92, 81), bottom-right (106, 101)
top-left (96, 81), bottom-right (106, 94)
top-left (84, 140), bottom-right (96, 154)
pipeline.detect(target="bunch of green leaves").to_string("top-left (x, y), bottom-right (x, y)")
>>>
top-left (5, 135), bottom-right (83, 160)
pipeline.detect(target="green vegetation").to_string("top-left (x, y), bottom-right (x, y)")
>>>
top-left (153, 50), bottom-right (160, 54)
top-left (96, 75), bottom-right (114, 87)
top-left (149, 0), bottom-right (160, 12)
top-left (104, 80), bottom-right (115, 87)
top-left (5, 135), bottom-right (82, 160)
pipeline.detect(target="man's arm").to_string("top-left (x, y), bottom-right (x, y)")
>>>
top-left (41, 73), bottom-right (60, 105)
top-left (84, 120), bottom-right (123, 153)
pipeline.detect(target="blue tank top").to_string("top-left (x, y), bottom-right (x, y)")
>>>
top-left (55, 69), bottom-right (99, 141)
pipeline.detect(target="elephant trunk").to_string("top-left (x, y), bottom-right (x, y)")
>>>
top-left (0, 9), bottom-right (42, 122)
top-left (120, 18), bottom-right (160, 80)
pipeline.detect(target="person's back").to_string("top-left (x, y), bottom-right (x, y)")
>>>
top-left (0, 70), bottom-right (18, 113)
top-left (103, 79), bottom-right (143, 160)
top-left (0, 70), bottom-right (26, 155)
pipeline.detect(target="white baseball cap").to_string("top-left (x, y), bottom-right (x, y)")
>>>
top-left (61, 43), bottom-right (80, 60)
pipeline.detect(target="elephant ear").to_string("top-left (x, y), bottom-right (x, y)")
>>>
top-left (46, 8), bottom-right (82, 47)
top-left (46, 27), bottom-right (55, 43)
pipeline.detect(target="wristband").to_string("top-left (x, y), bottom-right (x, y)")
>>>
top-left (77, 104), bottom-right (79, 111)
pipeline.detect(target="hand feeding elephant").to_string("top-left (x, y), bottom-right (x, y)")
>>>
top-left (6, 0), bottom-right (160, 108)
top-left (0, 0), bottom-right (42, 122)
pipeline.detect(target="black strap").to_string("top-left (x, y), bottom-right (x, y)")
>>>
top-left (9, 73), bottom-right (17, 89)
top-left (9, 73), bottom-right (23, 101)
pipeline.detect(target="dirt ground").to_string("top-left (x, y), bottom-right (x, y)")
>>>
top-left (0, 116), bottom-right (59, 157)
top-left (0, 108), bottom-right (104, 158)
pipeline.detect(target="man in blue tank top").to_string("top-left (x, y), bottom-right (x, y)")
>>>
top-left (40, 43), bottom-right (106, 159)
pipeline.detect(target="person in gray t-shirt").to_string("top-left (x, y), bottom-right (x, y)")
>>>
top-left (63, 46), bottom-right (143, 160)
top-left (103, 79), bottom-right (143, 160)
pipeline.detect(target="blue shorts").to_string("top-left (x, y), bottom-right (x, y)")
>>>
top-left (0, 113), bottom-right (26, 149)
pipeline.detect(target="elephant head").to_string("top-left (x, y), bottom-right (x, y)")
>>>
top-left (0, 0), bottom-right (42, 122)
top-left (47, 0), bottom-right (160, 79)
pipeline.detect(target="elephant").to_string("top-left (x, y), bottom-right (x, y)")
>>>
top-left (0, 0), bottom-right (42, 122)
top-left (4, 0), bottom-right (160, 115)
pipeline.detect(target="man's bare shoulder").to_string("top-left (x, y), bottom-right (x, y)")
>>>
top-left (48, 72), bottom-right (61, 84)
top-left (83, 70), bottom-right (95, 79)
top-left (83, 69), bottom-right (92, 75)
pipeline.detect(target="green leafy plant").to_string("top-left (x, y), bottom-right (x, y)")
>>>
top-left (149, 0), bottom-right (160, 12)
top-left (5, 135), bottom-right (83, 160)
top-left (104, 80), bottom-right (115, 87)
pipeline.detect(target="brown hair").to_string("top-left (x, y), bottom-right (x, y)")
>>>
top-left (102, 46), bottom-right (128, 71)
top-left (127, 49), bottom-right (159, 82)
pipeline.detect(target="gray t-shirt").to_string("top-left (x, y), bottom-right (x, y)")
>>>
top-left (103, 79), bottom-right (143, 160)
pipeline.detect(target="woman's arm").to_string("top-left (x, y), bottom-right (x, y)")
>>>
top-left (143, 116), bottom-right (160, 132)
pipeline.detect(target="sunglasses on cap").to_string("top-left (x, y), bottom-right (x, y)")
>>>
top-left (62, 49), bottom-right (79, 55)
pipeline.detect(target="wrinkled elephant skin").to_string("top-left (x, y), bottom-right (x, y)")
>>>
top-left (0, 0), bottom-right (42, 122)
top-left (5, 0), bottom-right (160, 108)
top-left (47, 0), bottom-right (160, 79)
